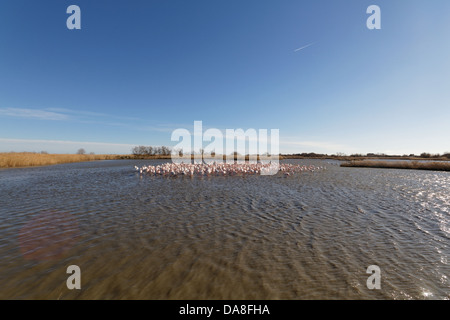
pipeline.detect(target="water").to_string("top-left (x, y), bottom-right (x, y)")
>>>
top-left (0, 159), bottom-right (448, 299)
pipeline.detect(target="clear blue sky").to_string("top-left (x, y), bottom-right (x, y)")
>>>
top-left (1, 0), bottom-right (449, 154)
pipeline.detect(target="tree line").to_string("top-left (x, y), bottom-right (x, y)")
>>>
top-left (131, 147), bottom-right (450, 159)
top-left (132, 146), bottom-right (171, 156)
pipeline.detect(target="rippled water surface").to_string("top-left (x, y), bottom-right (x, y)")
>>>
top-left (0, 159), bottom-right (448, 299)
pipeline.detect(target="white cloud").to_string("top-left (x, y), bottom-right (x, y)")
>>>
top-left (0, 108), bottom-right (69, 121)
top-left (0, 107), bottom-right (186, 134)
top-left (0, 138), bottom-right (136, 154)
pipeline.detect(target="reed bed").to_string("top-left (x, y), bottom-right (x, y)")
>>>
top-left (0, 153), bottom-right (120, 168)
top-left (341, 160), bottom-right (450, 172)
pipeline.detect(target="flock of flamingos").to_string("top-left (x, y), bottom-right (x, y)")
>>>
top-left (134, 162), bottom-right (326, 177)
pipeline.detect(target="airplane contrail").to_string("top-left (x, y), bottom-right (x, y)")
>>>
top-left (294, 42), bottom-right (315, 52)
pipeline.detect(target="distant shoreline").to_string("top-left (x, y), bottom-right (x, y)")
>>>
top-left (341, 160), bottom-right (450, 172)
top-left (1, 152), bottom-right (449, 169)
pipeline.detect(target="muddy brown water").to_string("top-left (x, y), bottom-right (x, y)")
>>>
top-left (0, 159), bottom-right (448, 299)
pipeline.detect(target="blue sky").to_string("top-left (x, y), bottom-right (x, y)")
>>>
top-left (1, 0), bottom-right (449, 154)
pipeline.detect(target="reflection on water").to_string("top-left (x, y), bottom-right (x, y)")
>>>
top-left (0, 159), bottom-right (448, 299)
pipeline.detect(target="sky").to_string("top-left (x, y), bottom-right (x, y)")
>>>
top-left (0, 0), bottom-right (449, 155)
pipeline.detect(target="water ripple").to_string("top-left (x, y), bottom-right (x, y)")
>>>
top-left (0, 160), bottom-right (449, 299)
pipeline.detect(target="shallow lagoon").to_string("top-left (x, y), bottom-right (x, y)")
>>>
top-left (0, 159), bottom-right (448, 299)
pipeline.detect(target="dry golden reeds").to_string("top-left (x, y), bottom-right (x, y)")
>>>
top-left (0, 152), bottom-right (120, 168)
top-left (341, 160), bottom-right (450, 172)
